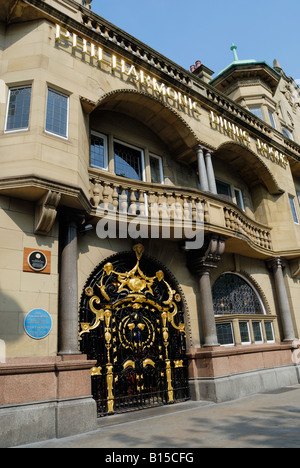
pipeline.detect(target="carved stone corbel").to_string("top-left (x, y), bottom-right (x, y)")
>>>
top-left (186, 234), bottom-right (226, 275)
top-left (34, 190), bottom-right (61, 236)
top-left (289, 258), bottom-right (300, 279)
top-left (186, 234), bottom-right (226, 348)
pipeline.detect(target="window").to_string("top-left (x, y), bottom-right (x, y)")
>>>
top-left (282, 125), bottom-right (293, 141)
top-left (268, 109), bottom-right (277, 129)
top-left (114, 141), bottom-right (144, 181)
top-left (213, 274), bottom-right (278, 347)
top-left (46, 88), bottom-right (69, 138)
top-left (217, 180), bottom-right (245, 210)
top-left (150, 155), bottom-right (164, 184)
top-left (252, 321), bottom-right (263, 343)
top-left (5, 86), bottom-right (32, 132)
top-left (249, 106), bottom-right (264, 121)
top-left (265, 322), bottom-right (275, 343)
top-left (289, 195), bottom-right (299, 224)
top-left (216, 322), bottom-right (235, 346)
top-left (234, 188), bottom-right (245, 211)
top-left (216, 180), bottom-right (232, 200)
top-left (239, 322), bottom-right (251, 345)
top-left (212, 273), bottom-right (265, 316)
top-left (91, 132), bottom-right (108, 170)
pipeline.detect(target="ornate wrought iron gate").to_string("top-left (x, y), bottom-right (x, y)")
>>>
top-left (79, 244), bottom-right (190, 417)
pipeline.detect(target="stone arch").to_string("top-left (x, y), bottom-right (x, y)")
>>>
top-left (212, 269), bottom-right (271, 316)
top-left (85, 89), bottom-right (203, 161)
top-left (79, 246), bottom-right (193, 348)
top-left (213, 141), bottom-right (284, 195)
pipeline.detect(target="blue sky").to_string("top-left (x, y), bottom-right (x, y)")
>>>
top-left (92, 0), bottom-right (300, 81)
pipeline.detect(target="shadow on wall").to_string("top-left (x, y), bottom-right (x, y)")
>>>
top-left (0, 288), bottom-right (25, 355)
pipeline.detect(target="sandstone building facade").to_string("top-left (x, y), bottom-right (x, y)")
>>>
top-left (0, 0), bottom-right (300, 447)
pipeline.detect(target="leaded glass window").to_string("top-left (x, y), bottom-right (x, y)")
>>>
top-left (252, 321), bottom-right (263, 343)
top-left (46, 88), bottom-right (69, 138)
top-left (114, 142), bottom-right (144, 181)
top-left (91, 132), bottom-right (108, 169)
top-left (265, 322), bottom-right (275, 342)
top-left (6, 86), bottom-right (32, 131)
top-left (213, 273), bottom-right (264, 316)
top-left (216, 323), bottom-right (234, 346)
top-left (239, 322), bottom-right (251, 344)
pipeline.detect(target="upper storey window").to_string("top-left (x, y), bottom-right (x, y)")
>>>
top-left (91, 132), bottom-right (108, 170)
top-left (268, 109), bottom-right (277, 129)
top-left (150, 155), bottom-right (164, 184)
top-left (289, 195), bottom-right (299, 224)
top-left (89, 131), bottom-right (164, 184)
top-left (114, 141), bottom-right (145, 181)
top-left (5, 86), bottom-right (32, 132)
top-left (46, 88), bottom-right (69, 138)
top-left (249, 106), bottom-right (264, 121)
top-left (216, 179), bottom-right (245, 211)
top-left (281, 125), bottom-right (294, 141)
top-left (216, 180), bottom-right (232, 199)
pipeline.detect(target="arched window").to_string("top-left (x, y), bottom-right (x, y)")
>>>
top-left (212, 273), bottom-right (264, 316)
top-left (212, 273), bottom-right (275, 346)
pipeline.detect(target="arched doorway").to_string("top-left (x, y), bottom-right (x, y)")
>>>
top-left (79, 244), bottom-right (190, 417)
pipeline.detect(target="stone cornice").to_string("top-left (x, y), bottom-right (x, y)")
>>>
top-left (0, 174), bottom-right (91, 212)
top-left (0, 356), bottom-right (97, 375)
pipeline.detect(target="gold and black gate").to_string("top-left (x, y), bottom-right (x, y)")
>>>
top-left (79, 244), bottom-right (190, 417)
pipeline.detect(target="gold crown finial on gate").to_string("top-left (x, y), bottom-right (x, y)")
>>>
top-left (80, 242), bottom-right (186, 340)
top-left (132, 243), bottom-right (145, 260)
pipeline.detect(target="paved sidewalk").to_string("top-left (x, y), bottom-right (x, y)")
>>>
top-left (18, 385), bottom-right (300, 448)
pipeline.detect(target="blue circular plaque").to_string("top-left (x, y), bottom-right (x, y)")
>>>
top-left (24, 309), bottom-right (52, 340)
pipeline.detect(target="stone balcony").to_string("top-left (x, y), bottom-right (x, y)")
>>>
top-left (88, 170), bottom-right (273, 256)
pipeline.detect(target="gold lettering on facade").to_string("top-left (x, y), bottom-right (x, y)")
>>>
top-left (256, 138), bottom-right (288, 168)
top-left (210, 111), bottom-right (251, 146)
top-left (210, 111), bottom-right (288, 168)
top-left (55, 24), bottom-right (201, 117)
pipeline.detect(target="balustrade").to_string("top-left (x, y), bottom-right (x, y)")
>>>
top-left (89, 172), bottom-right (272, 251)
top-left (81, 12), bottom-right (191, 88)
top-left (90, 176), bottom-right (206, 224)
top-left (223, 207), bottom-right (272, 250)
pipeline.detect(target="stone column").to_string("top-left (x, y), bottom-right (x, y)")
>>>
top-left (58, 213), bottom-right (81, 355)
top-left (196, 145), bottom-right (209, 192)
top-left (205, 151), bottom-right (217, 195)
top-left (267, 258), bottom-right (295, 342)
top-left (198, 269), bottom-right (220, 347)
top-left (186, 234), bottom-right (226, 347)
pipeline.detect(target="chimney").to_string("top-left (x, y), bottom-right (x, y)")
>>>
top-left (190, 60), bottom-right (215, 84)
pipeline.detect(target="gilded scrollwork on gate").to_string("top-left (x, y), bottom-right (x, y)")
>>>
top-left (79, 244), bottom-right (186, 341)
top-left (79, 244), bottom-right (189, 416)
